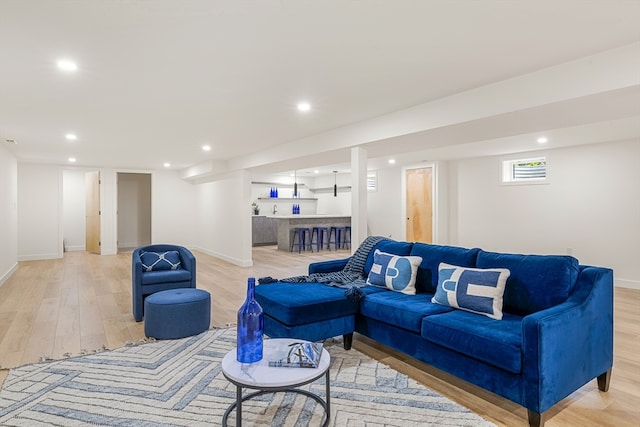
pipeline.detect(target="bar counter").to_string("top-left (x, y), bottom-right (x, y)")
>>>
top-left (266, 215), bottom-right (351, 251)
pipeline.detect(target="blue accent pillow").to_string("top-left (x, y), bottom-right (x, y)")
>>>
top-left (140, 251), bottom-right (182, 272)
top-left (366, 249), bottom-right (422, 295)
top-left (432, 262), bottom-right (510, 320)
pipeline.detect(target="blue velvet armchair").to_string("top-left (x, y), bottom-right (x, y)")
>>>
top-left (132, 244), bottom-right (196, 322)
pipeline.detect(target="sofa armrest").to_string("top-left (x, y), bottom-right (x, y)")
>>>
top-left (521, 266), bottom-right (613, 413)
top-left (309, 258), bottom-right (350, 274)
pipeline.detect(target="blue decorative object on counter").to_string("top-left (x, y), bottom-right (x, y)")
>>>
top-left (237, 277), bottom-right (264, 363)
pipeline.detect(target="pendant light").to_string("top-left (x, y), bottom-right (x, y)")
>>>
top-left (293, 170), bottom-right (298, 198)
top-left (333, 171), bottom-right (338, 197)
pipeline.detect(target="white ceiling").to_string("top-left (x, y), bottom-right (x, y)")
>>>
top-left (1, 1), bottom-right (639, 177)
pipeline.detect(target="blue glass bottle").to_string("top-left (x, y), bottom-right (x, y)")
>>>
top-left (237, 277), bottom-right (264, 363)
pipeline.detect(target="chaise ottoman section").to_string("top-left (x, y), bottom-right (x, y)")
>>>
top-left (256, 283), bottom-right (356, 324)
top-left (255, 282), bottom-right (385, 348)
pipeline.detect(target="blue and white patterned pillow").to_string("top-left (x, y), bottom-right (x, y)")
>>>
top-left (432, 262), bottom-right (510, 320)
top-left (366, 249), bottom-right (422, 295)
top-left (140, 251), bottom-right (182, 272)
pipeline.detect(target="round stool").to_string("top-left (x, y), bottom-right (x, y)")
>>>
top-left (144, 288), bottom-right (211, 339)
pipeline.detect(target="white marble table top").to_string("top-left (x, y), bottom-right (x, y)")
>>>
top-left (221, 338), bottom-right (330, 388)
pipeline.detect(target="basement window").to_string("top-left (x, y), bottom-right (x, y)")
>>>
top-left (502, 157), bottom-right (548, 184)
top-left (367, 172), bottom-right (377, 192)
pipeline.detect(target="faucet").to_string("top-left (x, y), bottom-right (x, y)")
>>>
top-left (273, 204), bottom-right (277, 215)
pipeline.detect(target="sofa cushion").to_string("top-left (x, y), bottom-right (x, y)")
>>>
top-left (422, 310), bottom-right (524, 374)
top-left (366, 250), bottom-right (422, 295)
top-left (255, 282), bottom-right (385, 326)
top-left (140, 269), bottom-right (192, 285)
top-left (360, 290), bottom-right (453, 333)
top-left (140, 250), bottom-right (182, 271)
top-left (364, 240), bottom-right (413, 275)
top-left (409, 243), bottom-right (480, 294)
top-left (432, 263), bottom-right (510, 320)
top-left (476, 251), bottom-right (580, 315)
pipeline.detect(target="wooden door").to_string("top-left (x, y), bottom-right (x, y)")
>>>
top-left (85, 171), bottom-right (101, 254)
top-left (406, 167), bottom-right (433, 243)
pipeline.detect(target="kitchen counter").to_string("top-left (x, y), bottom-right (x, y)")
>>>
top-left (266, 214), bottom-right (351, 219)
top-left (268, 215), bottom-right (351, 251)
top-left (252, 216), bottom-right (277, 246)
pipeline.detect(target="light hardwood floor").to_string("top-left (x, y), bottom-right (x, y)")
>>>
top-left (0, 247), bottom-right (638, 426)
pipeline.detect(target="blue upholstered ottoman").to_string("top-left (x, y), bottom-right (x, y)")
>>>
top-left (144, 288), bottom-right (211, 339)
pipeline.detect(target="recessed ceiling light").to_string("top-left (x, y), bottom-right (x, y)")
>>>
top-left (388, 159), bottom-right (396, 164)
top-left (65, 133), bottom-right (77, 141)
top-left (57, 59), bottom-right (78, 72)
top-left (202, 145), bottom-right (211, 152)
top-left (4, 139), bottom-right (17, 145)
top-left (163, 162), bottom-right (171, 168)
top-left (537, 137), bottom-right (548, 144)
top-left (68, 157), bottom-right (77, 163)
top-left (297, 102), bottom-right (311, 112)
top-left (313, 170), bottom-right (319, 174)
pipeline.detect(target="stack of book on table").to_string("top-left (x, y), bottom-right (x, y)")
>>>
top-left (268, 341), bottom-right (323, 368)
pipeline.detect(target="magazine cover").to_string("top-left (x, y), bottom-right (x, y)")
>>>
top-left (268, 341), bottom-right (323, 368)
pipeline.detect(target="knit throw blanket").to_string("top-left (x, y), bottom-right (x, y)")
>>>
top-left (279, 235), bottom-right (388, 289)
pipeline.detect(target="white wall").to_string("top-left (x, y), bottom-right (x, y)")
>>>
top-left (193, 171), bottom-right (252, 267)
top-left (0, 144), bottom-right (18, 286)
top-left (18, 163), bottom-right (62, 260)
top-left (313, 173), bottom-right (351, 216)
top-left (151, 170), bottom-right (196, 246)
top-left (367, 167), bottom-right (403, 239)
top-left (62, 169), bottom-right (86, 251)
top-left (450, 139), bottom-right (640, 288)
top-left (19, 165), bottom-right (197, 260)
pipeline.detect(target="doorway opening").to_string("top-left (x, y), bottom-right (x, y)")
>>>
top-left (117, 173), bottom-right (151, 253)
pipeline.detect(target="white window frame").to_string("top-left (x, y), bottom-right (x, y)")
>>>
top-left (501, 155), bottom-right (549, 185)
top-left (367, 171), bottom-right (377, 192)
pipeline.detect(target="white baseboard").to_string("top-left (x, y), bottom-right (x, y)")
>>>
top-left (0, 262), bottom-right (18, 288)
top-left (192, 246), bottom-right (253, 268)
top-left (65, 245), bottom-right (86, 252)
top-left (18, 253), bottom-right (62, 261)
top-left (615, 279), bottom-right (640, 290)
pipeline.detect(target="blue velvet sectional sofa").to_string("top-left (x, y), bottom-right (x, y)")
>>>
top-left (254, 239), bottom-right (614, 427)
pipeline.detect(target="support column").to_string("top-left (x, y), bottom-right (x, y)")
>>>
top-left (350, 147), bottom-right (368, 252)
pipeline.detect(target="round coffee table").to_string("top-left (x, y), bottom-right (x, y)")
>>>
top-left (221, 338), bottom-right (331, 427)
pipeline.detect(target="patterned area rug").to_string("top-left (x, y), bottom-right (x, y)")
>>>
top-left (0, 328), bottom-right (496, 426)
